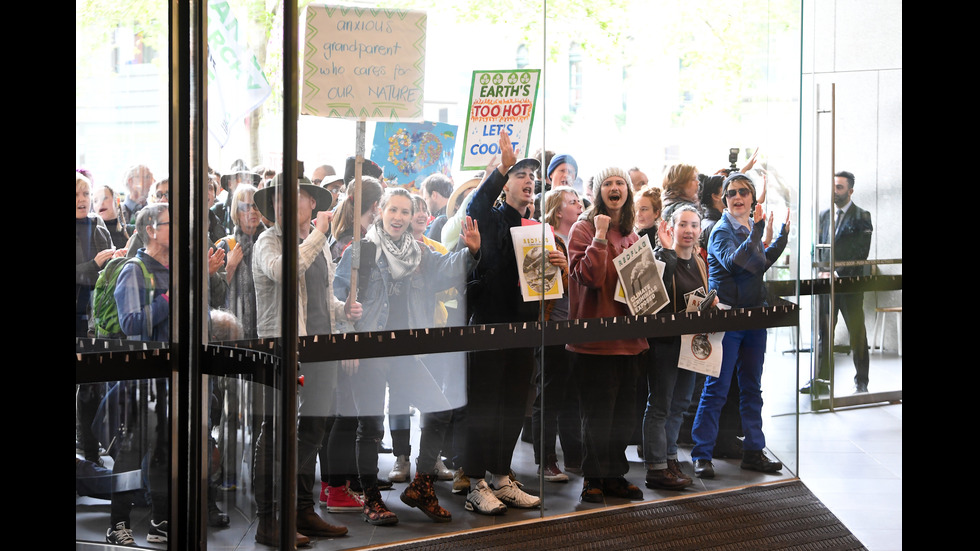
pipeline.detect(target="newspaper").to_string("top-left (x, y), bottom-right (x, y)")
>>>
top-left (679, 332), bottom-right (724, 377)
top-left (509, 223), bottom-right (564, 302)
top-left (612, 233), bottom-right (669, 315)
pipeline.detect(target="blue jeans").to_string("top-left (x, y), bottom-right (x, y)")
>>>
top-left (643, 336), bottom-right (696, 469)
top-left (692, 329), bottom-right (767, 461)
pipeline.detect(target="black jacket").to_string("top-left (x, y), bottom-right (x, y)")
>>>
top-left (818, 202), bottom-right (873, 277)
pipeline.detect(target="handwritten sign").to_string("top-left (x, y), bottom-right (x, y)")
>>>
top-left (301, 4), bottom-right (426, 120)
top-left (460, 69), bottom-right (540, 171)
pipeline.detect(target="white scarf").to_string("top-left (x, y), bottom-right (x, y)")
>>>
top-left (365, 223), bottom-right (422, 281)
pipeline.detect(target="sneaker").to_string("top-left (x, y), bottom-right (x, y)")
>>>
top-left (389, 455), bottom-right (411, 482)
top-left (219, 478), bottom-right (237, 492)
top-left (465, 480), bottom-right (507, 515)
top-left (433, 458), bottom-right (454, 480)
top-left (538, 461), bottom-right (569, 482)
top-left (580, 479), bottom-right (604, 503)
top-left (208, 503), bottom-right (230, 527)
top-left (325, 482), bottom-right (365, 513)
top-left (452, 468), bottom-right (470, 495)
top-left (741, 450), bottom-right (783, 473)
top-left (147, 519), bottom-right (168, 543)
top-left (508, 469), bottom-right (525, 489)
top-left (490, 477), bottom-right (541, 508)
top-left (106, 522), bottom-right (135, 546)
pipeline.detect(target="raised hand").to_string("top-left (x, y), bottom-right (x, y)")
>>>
top-left (498, 129), bottom-right (518, 173)
top-left (657, 219), bottom-right (673, 250)
top-left (462, 216), bottom-right (481, 254)
top-left (315, 208), bottom-right (333, 234)
top-left (594, 214), bottom-right (611, 240)
top-left (225, 243), bottom-right (244, 281)
top-left (208, 246), bottom-right (226, 275)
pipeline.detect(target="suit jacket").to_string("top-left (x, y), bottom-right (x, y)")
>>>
top-left (819, 202), bottom-right (873, 277)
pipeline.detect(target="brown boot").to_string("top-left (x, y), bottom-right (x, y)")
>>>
top-left (255, 514), bottom-right (311, 547)
top-left (362, 485), bottom-right (398, 526)
top-left (667, 459), bottom-right (693, 485)
top-left (296, 507), bottom-right (348, 537)
top-left (400, 472), bottom-right (452, 522)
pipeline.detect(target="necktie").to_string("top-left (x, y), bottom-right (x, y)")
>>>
top-left (835, 209), bottom-right (843, 229)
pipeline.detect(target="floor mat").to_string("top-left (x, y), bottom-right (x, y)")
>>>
top-left (373, 480), bottom-right (866, 550)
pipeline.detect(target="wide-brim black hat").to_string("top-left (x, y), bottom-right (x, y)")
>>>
top-left (253, 173), bottom-right (334, 222)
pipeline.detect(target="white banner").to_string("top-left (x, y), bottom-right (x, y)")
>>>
top-left (207, 0), bottom-right (272, 147)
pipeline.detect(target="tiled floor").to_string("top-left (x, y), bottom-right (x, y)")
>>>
top-left (798, 402), bottom-right (902, 551)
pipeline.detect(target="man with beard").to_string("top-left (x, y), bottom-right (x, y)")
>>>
top-left (803, 171), bottom-right (874, 394)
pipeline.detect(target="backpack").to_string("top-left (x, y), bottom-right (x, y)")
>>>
top-left (92, 257), bottom-right (154, 338)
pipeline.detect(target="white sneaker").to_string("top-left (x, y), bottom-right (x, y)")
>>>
top-left (389, 455), bottom-right (410, 482)
top-left (491, 477), bottom-right (541, 508)
top-left (433, 458), bottom-right (454, 480)
top-left (106, 522), bottom-right (135, 546)
top-left (464, 480), bottom-right (507, 515)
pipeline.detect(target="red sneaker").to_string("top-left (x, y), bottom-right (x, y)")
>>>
top-left (325, 482), bottom-right (365, 513)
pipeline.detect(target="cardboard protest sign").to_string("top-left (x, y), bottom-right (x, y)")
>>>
top-left (460, 69), bottom-right (540, 170)
top-left (208, 0), bottom-right (272, 147)
top-left (301, 4), bottom-right (426, 120)
top-left (370, 121), bottom-right (457, 191)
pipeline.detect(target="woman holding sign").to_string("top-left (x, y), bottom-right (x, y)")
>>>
top-left (642, 205), bottom-right (715, 490)
top-left (334, 187), bottom-right (482, 525)
top-left (566, 167), bottom-right (648, 504)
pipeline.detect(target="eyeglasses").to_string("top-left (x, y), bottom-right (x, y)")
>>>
top-left (154, 222), bottom-right (171, 228)
top-left (312, 178), bottom-right (323, 185)
top-left (237, 202), bottom-right (258, 212)
top-left (155, 191), bottom-right (170, 200)
top-left (725, 188), bottom-right (752, 198)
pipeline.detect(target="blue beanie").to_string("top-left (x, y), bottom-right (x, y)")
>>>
top-left (547, 154), bottom-right (578, 179)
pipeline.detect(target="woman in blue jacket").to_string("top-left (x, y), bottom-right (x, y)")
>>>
top-left (334, 187), bottom-right (480, 526)
top-left (691, 173), bottom-right (789, 479)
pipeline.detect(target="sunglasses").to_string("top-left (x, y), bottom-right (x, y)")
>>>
top-left (237, 202), bottom-right (258, 212)
top-left (725, 188), bottom-right (752, 198)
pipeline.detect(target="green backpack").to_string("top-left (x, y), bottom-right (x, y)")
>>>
top-left (92, 257), bottom-right (154, 338)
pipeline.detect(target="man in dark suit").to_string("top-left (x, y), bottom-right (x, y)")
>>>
top-left (804, 171), bottom-right (874, 393)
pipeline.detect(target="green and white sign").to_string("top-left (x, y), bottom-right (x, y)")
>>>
top-left (460, 69), bottom-right (540, 171)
